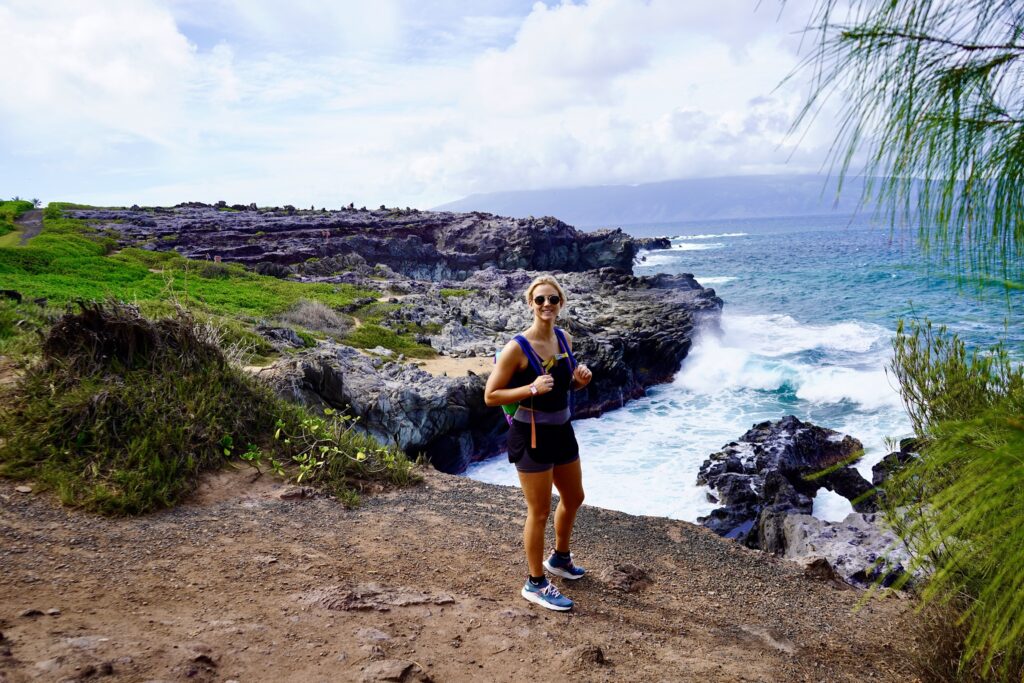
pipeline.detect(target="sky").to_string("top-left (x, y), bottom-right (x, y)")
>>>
top-left (0, 0), bottom-right (836, 209)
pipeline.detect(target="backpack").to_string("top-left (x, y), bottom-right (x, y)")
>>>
top-left (495, 328), bottom-right (578, 427)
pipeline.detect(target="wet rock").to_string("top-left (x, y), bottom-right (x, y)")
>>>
top-left (697, 416), bottom-right (875, 547)
top-left (871, 440), bottom-right (919, 487)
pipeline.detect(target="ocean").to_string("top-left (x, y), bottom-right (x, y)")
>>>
top-left (466, 214), bottom-right (1023, 522)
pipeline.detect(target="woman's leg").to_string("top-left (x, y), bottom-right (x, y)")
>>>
top-left (552, 459), bottom-right (584, 553)
top-left (518, 469), bottom-right (554, 577)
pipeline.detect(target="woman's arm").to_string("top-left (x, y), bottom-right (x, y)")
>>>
top-left (484, 340), bottom-right (552, 407)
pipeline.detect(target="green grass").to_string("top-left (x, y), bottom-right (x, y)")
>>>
top-left (0, 199), bottom-right (33, 238)
top-left (0, 302), bottom-right (417, 515)
top-left (345, 323), bottom-right (436, 358)
top-left (440, 288), bottom-right (473, 298)
top-left (346, 302), bottom-right (435, 357)
top-left (0, 205), bottom-right (375, 320)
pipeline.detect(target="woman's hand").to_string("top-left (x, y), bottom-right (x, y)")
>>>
top-left (532, 373), bottom-right (555, 395)
top-left (572, 363), bottom-right (592, 389)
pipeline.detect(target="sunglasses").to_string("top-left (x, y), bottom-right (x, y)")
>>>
top-left (533, 295), bottom-right (562, 306)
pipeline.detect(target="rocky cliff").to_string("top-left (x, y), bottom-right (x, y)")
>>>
top-left (258, 268), bottom-right (721, 473)
top-left (69, 204), bottom-right (639, 280)
top-left (70, 203), bottom-right (720, 472)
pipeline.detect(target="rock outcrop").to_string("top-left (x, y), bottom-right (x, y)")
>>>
top-left (695, 416), bottom-right (919, 588)
top-left (259, 268), bottom-right (722, 472)
top-left (779, 512), bottom-right (914, 588)
top-left (407, 268), bottom-right (722, 418)
top-left (256, 343), bottom-right (503, 474)
top-left (68, 205), bottom-right (641, 280)
top-left (697, 415), bottom-right (875, 544)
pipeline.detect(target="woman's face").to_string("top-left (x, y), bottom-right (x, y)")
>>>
top-left (529, 284), bottom-right (562, 322)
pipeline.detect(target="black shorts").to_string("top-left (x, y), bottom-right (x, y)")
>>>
top-left (507, 419), bottom-right (579, 473)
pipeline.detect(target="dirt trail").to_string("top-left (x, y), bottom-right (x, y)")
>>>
top-left (14, 209), bottom-right (42, 246)
top-left (0, 469), bottom-right (919, 682)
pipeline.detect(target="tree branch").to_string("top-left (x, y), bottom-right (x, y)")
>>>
top-left (840, 28), bottom-right (1024, 54)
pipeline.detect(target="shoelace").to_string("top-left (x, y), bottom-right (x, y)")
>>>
top-left (541, 583), bottom-right (563, 598)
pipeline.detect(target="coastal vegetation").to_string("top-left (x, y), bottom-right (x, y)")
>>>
top-left (0, 205), bottom-right (420, 513)
top-left (0, 198), bottom-right (33, 240)
top-left (797, 1), bottom-right (1024, 679)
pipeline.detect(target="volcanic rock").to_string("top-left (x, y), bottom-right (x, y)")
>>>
top-left (696, 416), bottom-right (877, 547)
top-left (66, 205), bottom-right (642, 280)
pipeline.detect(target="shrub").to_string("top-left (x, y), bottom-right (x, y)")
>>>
top-left (278, 299), bottom-right (351, 338)
top-left (0, 302), bottom-right (417, 515)
top-left (885, 319), bottom-right (1024, 680)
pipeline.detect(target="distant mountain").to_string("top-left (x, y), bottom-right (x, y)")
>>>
top-left (434, 174), bottom-right (872, 227)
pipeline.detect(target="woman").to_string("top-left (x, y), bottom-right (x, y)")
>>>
top-left (484, 275), bottom-right (593, 611)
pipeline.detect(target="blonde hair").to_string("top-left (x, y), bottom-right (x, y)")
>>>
top-left (524, 274), bottom-right (568, 306)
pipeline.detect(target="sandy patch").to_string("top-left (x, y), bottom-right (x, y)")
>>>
top-left (415, 355), bottom-right (493, 377)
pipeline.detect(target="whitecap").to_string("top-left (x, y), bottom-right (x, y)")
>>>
top-left (671, 232), bottom-right (749, 240)
top-left (696, 276), bottom-right (736, 285)
top-left (721, 314), bottom-right (889, 356)
top-left (795, 367), bottom-right (903, 410)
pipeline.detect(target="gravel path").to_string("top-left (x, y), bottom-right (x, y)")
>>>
top-left (14, 209), bottom-right (42, 246)
top-left (0, 469), bottom-right (919, 682)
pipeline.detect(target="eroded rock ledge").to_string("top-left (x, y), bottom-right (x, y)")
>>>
top-left (69, 203), bottom-right (640, 279)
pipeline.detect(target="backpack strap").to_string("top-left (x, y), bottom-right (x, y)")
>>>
top-left (554, 327), bottom-right (579, 418)
top-left (511, 334), bottom-right (548, 449)
top-left (553, 327), bottom-right (577, 373)
top-left (512, 334), bottom-right (546, 376)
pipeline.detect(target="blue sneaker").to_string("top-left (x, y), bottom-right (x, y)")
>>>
top-left (543, 551), bottom-right (586, 580)
top-left (521, 579), bottom-right (573, 611)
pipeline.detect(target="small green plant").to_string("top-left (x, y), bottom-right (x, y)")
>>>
top-left (239, 407), bottom-right (418, 504)
top-left (440, 288), bottom-right (473, 298)
top-left (344, 323), bottom-right (436, 358)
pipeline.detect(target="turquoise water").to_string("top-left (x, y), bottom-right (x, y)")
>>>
top-left (467, 215), bottom-right (1023, 521)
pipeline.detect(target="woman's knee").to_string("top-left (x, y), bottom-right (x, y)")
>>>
top-left (526, 506), bottom-right (551, 526)
top-left (561, 490), bottom-right (584, 511)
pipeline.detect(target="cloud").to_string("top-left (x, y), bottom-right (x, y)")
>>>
top-left (0, 0), bottom-right (194, 152)
top-left (0, 0), bottom-right (839, 209)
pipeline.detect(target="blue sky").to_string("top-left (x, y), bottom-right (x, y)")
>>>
top-left (0, 0), bottom-right (834, 209)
